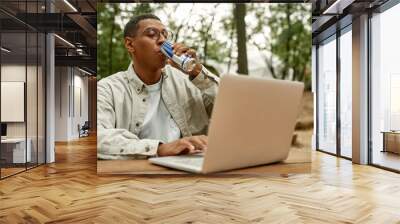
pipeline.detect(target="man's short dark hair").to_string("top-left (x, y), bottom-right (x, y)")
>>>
top-left (124, 14), bottom-right (161, 38)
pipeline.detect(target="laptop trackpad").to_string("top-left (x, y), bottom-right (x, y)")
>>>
top-left (149, 154), bottom-right (204, 173)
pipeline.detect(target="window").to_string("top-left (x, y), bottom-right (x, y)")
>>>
top-left (370, 2), bottom-right (400, 171)
top-left (0, 0), bottom-right (46, 179)
top-left (317, 35), bottom-right (337, 154)
top-left (339, 26), bottom-right (352, 158)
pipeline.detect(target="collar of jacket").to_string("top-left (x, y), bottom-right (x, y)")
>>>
top-left (125, 62), bottom-right (169, 94)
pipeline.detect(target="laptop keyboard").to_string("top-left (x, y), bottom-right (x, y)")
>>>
top-left (168, 156), bottom-right (204, 167)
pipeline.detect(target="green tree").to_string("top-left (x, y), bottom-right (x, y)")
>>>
top-left (249, 3), bottom-right (311, 89)
top-left (97, 3), bottom-right (155, 80)
top-left (160, 4), bottom-right (228, 76)
top-left (98, 3), bottom-right (124, 79)
top-left (98, 3), bottom-right (311, 85)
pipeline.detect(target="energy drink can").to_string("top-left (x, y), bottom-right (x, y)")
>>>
top-left (160, 41), bottom-right (197, 72)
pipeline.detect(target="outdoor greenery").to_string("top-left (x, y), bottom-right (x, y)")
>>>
top-left (97, 3), bottom-right (312, 90)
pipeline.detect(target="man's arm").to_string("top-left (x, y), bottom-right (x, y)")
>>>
top-left (167, 43), bottom-right (219, 118)
top-left (97, 80), bottom-right (160, 159)
top-left (97, 79), bottom-right (209, 159)
top-left (189, 65), bottom-right (219, 118)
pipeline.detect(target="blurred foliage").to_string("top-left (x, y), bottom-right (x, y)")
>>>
top-left (97, 3), bottom-right (312, 90)
top-left (98, 3), bottom-right (126, 80)
top-left (248, 3), bottom-right (312, 89)
top-left (97, 3), bottom-right (156, 80)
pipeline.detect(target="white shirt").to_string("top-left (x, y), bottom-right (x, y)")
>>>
top-left (138, 78), bottom-right (181, 143)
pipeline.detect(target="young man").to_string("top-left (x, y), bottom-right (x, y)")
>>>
top-left (97, 14), bottom-right (219, 160)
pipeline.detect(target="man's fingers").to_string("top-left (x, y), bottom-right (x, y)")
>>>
top-left (182, 140), bottom-right (195, 150)
top-left (172, 43), bottom-right (197, 58)
top-left (172, 43), bottom-right (182, 52)
top-left (176, 139), bottom-right (195, 155)
top-left (166, 137), bottom-right (208, 156)
top-left (198, 135), bottom-right (208, 145)
top-left (186, 49), bottom-right (197, 59)
top-left (172, 43), bottom-right (189, 56)
top-left (187, 137), bottom-right (207, 151)
top-left (193, 135), bottom-right (208, 148)
top-left (176, 47), bottom-right (189, 56)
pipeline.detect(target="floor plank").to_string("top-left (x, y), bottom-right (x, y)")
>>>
top-left (0, 135), bottom-right (400, 223)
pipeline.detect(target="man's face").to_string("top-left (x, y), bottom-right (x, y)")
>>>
top-left (127, 19), bottom-right (168, 70)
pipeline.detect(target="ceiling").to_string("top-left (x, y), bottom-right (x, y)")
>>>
top-left (310, 0), bottom-right (390, 43)
top-left (0, 0), bottom-right (96, 75)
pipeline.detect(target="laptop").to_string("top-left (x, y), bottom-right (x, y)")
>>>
top-left (149, 75), bottom-right (304, 174)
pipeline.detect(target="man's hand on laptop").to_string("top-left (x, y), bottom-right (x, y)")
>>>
top-left (157, 135), bottom-right (208, 157)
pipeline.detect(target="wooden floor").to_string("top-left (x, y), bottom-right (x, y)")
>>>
top-left (1, 163), bottom-right (46, 178)
top-left (1, 167), bottom-right (26, 178)
top-left (1, 135), bottom-right (400, 223)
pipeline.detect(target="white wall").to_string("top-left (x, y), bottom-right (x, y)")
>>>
top-left (1, 65), bottom-right (26, 140)
top-left (55, 67), bottom-right (89, 141)
top-left (1, 82), bottom-right (25, 122)
top-left (1, 65), bottom-right (36, 137)
top-left (55, 66), bottom-right (69, 141)
top-left (72, 72), bottom-right (89, 137)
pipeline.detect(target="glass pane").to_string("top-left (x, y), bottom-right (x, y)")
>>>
top-left (317, 36), bottom-right (337, 154)
top-left (371, 4), bottom-right (400, 171)
top-left (340, 28), bottom-right (352, 158)
top-left (27, 31), bottom-right (38, 169)
top-left (38, 32), bottom-right (45, 165)
top-left (26, 0), bottom-right (39, 169)
top-left (1, 5), bottom-right (28, 177)
top-left (1, 0), bottom-right (46, 178)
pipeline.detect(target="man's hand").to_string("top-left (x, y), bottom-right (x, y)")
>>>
top-left (157, 135), bottom-right (208, 157)
top-left (167, 43), bottom-right (202, 77)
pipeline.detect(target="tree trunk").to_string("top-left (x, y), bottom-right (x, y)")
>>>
top-left (234, 4), bottom-right (248, 75)
top-left (282, 4), bottom-right (292, 80)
